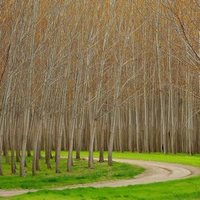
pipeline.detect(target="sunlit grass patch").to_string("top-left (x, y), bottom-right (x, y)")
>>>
top-left (5, 151), bottom-right (200, 200)
top-left (9, 175), bottom-right (200, 200)
top-left (0, 155), bottom-right (144, 190)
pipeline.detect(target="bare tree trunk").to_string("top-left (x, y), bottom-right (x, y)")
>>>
top-left (156, 0), bottom-right (167, 154)
top-left (32, 118), bottom-right (42, 176)
top-left (68, 61), bottom-right (82, 171)
top-left (0, 116), bottom-right (4, 175)
top-left (76, 108), bottom-right (85, 160)
top-left (143, 46), bottom-right (149, 153)
top-left (10, 106), bottom-right (17, 174)
top-left (45, 116), bottom-right (53, 169)
top-left (55, 109), bottom-right (65, 173)
top-left (99, 119), bottom-right (105, 163)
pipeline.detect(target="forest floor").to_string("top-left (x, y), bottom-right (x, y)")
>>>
top-left (0, 158), bottom-right (200, 197)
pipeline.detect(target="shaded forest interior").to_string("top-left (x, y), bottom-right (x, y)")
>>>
top-left (0, 0), bottom-right (200, 176)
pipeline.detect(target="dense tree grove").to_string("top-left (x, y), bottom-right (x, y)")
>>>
top-left (0, 0), bottom-right (199, 176)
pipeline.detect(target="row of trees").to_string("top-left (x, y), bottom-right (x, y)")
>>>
top-left (0, 0), bottom-right (199, 176)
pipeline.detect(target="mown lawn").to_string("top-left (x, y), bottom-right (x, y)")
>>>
top-left (0, 155), bottom-right (143, 190)
top-left (7, 177), bottom-right (200, 200)
top-left (1, 152), bottom-right (200, 200)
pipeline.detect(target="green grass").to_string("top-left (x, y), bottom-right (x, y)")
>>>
top-left (1, 152), bottom-right (200, 200)
top-left (6, 178), bottom-right (200, 200)
top-left (69, 151), bottom-right (200, 167)
top-left (0, 154), bottom-right (143, 190)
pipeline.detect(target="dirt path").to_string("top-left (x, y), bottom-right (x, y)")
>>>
top-left (0, 159), bottom-right (200, 197)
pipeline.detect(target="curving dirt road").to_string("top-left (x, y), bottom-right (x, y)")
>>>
top-left (0, 159), bottom-right (200, 197)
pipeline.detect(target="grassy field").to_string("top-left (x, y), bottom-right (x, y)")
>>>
top-left (70, 151), bottom-right (200, 167)
top-left (0, 155), bottom-right (143, 190)
top-left (1, 152), bottom-right (200, 200)
top-left (7, 177), bottom-right (200, 200)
